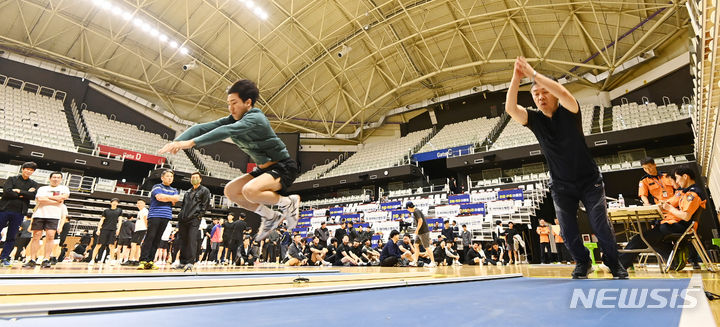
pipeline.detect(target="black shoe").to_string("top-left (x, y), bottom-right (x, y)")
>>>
top-left (22, 260), bottom-right (37, 268)
top-left (692, 262), bottom-right (702, 270)
top-left (610, 265), bottom-right (629, 279)
top-left (41, 260), bottom-right (52, 268)
top-left (131, 261), bottom-right (140, 266)
top-left (120, 261), bottom-right (133, 266)
top-left (571, 262), bottom-right (594, 279)
top-left (49, 257), bottom-right (58, 265)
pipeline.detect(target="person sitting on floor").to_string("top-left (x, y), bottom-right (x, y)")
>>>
top-left (445, 240), bottom-right (462, 266)
top-left (287, 234), bottom-right (308, 266)
top-left (465, 242), bottom-right (483, 265)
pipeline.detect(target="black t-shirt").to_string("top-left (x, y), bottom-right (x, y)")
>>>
top-left (79, 233), bottom-right (92, 246)
top-left (326, 244), bottom-right (337, 256)
top-left (525, 104), bottom-right (599, 183)
top-left (310, 242), bottom-right (324, 253)
top-left (232, 220), bottom-right (248, 241)
top-left (338, 244), bottom-right (353, 257)
top-left (506, 229), bottom-right (518, 240)
top-left (466, 248), bottom-right (480, 263)
top-left (352, 245), bottom-right (363, 257)
top-left (222, 221), bottom-right (235, 241)
top-left (399, 241), bottom-right (413, 252)
top-left (413, 210), bottom-right (429, 234)
top-left (101, 208), bottom-right (123, 230)
top-left (487, 248), bottom-right (502, 260)
top-left (118, 220), bottom-right (135, 239)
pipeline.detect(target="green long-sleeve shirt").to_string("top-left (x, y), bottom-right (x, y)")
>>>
top-left (175, 108), bottom-right (290, 164)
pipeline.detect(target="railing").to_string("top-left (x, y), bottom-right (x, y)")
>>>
top-left (71, 100), bottom-right (88, 144)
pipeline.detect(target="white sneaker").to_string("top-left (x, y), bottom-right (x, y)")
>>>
top-left (281, 195), bottom-right (301, 229)
top-left (256, 211), bottom-right (283, 242)
top-left (322, 261), bottom-right (332, 266)
top-left (408, 261), bottom-right (417, 267)
top-left (171, 261), bottom-right (182, 269)
top-left (427, 262), bottom-right (437, 268)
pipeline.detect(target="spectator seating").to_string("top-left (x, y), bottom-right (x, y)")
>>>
top-left (296, 159), bottom-right (338, 183)
top-left (0, 82), bottom-right (75, 152)
top-left (81, 110), bottom-right (197, 173)
top-left (323, 129), bottom-right (432, 178)
top-left (491, 114), bottom-right (538, 150)
top-left (418, 116), bottom-right (500, 153)
top-left (612, 102), bottom-right (690, 131)
top-left (193, 150), bottom-right (244, 180)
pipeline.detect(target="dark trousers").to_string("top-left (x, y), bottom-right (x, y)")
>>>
top-left (0, 211), bottom-right (24, 260)
top-left (201, 237), bottom-right (212, 261)
top-left (13, 237), bottom-right (30, 260)
top-left (551, 177), bottom-right (620, 267)
top-left (227, 240), bottom-right (239, 263)
top-left (140, 218), bottom-right (169, 262)
top-left (539, 243), bottom-right (551, 263)
top-left (619, 222), bottom-right (687, 269)
top-left (264, 242), bottom-right (279, 262)
top-left (178, 221), bottom-right (200, 265)
top-left (381, 256), bottom-right (398, 267)
top-left (196, 231), bottom-right (204, 262)
top-left (556, 242), bottom-right (570, 262)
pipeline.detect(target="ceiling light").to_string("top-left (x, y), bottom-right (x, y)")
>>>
top-left (169, 41), bottom-right (178, 48)
top-left (179, 47), bottom-right (189, 55)
top-left (149, 28), bottom-right (159, 37)
top-left (121, 11), bottom-right (133, 20)
top-left (159, 34), bottom-right (168, 42)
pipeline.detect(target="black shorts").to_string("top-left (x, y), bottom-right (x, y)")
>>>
top-left (117, 238), bottom-right (132, 247)
top-left (98, 230), bottom-right (116, 245)
top-left (31, 218), bottom-right (59, 231)
top-left (160, 241), bottom-right (170, 249)
top-left (249, 158), bottom-right (299, 195)
top-left (131, 231), bottom-right (146, 244)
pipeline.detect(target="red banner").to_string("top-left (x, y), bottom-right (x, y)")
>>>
top-left (98, 145), bottom-right (166, 165)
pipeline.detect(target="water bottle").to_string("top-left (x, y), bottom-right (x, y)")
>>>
top-left (618, 194), bottom-right (625, 207)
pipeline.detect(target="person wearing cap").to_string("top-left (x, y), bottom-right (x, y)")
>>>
top-left (406, 201), bottom-right (437, 267)
top-left (638, 157), bottom-right (676, 207)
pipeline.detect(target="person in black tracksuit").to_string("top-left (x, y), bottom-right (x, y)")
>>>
top-left (176, 173), bottom-right (211, 269)
top-left (0, 162), bottom-right (38, 266)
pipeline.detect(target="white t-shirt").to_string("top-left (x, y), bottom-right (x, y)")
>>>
top-left (161, 223), bottom-right (173, 241)
top-left (134, 208), bottom-right (149, 231)
top-left (32, 185), bottom-right (70, 219)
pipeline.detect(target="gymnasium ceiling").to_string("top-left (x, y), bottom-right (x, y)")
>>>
top-left (0, 0), bottom-right (690, 141)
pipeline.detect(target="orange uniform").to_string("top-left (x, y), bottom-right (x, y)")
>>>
top-left (552, 227), bottom-right (564, 243)
top-left (661, 184), bottom-right (706, 226)
top-left (536, 226), bottom-right (550, 243)
top-left (638, 173), bottom-right (676, 205)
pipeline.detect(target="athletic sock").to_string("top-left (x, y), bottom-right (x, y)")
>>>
top-left (275, 196), bottom-right (291, 207)
top-left (254, 204), bottom-right (276, 218)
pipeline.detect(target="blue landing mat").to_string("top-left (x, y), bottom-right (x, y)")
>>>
top-left (1, 277), bottom-right (693, 327)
